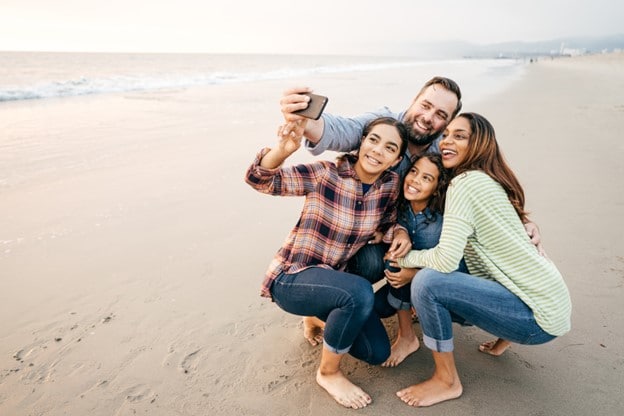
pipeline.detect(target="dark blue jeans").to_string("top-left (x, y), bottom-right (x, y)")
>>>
top-left (270, 267), bottom-right (390, 365)
top-left (346, 242), bottom-right (387, 285)
top-left (346, 244), bottom-right (401, 319)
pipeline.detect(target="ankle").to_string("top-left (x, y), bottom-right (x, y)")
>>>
top-left (432, 370), bottom-right (461, 387)
top-left (318, 366), bottom-right (341, 377)
top-left (396, 330), bottom-right (417, 342)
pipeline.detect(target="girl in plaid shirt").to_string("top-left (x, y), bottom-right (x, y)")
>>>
top-left (245, 116), bottom-right (409, 409)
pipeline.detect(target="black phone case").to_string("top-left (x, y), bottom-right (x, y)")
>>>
top-left (293, 93), bottom-right (328, 120)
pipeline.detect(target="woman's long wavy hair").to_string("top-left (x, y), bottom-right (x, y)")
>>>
top-left (452, 112), bottom-right (528, 221)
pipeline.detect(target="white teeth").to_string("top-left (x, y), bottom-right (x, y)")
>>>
top-left (416, 121), bottom-right (428, 131)
top-left (442, 149), bottom-right (456, 155)
top-left (366, 155), bottom-right (381, 165)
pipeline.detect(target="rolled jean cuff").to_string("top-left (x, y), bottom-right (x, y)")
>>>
top-left (387, 292), bottom-right (412, 311)
top-left (323, 339), bottom-right (351, 355)
top-left (423, 334), bottom-right (454, 353)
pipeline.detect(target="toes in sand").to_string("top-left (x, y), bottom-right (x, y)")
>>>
top-left (303, 316), bottom-right (325, 346)
top-left (382, 336), bottom-right (420, 367)
top-left (396, 377), bottom-right (462, 407)
top-left (478, 338), bottom-right (511, 356)
top-left (316, 369), bottom-right (372, 409)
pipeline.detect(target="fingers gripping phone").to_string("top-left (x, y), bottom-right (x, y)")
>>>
top-left (293, 93), bottom-right (328, 120)
top-left (384, 259), bottom-right (401, 273)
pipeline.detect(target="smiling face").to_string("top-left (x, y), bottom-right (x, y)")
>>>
top-left (402, 84), bottom-right (459, 146)
top-left (403, 157), bottom-right (441, 212)
top-left (439, 116), bottom-right (471, 169)
top-left (355, 123), bottom-right (404, 183)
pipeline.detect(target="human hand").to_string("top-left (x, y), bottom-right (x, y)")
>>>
top-left (384, 265), bottom-right (418, 289)
top-left (280, 87), bottom-right (313, 122)
top-left (386, 228), bottom-right (412, 259)
top-left (368, 231), bottom-right (384, 244)
top-left (524, 221), bottom-right (548, 258)
top-left (276, 119), bottom-right (307, 156)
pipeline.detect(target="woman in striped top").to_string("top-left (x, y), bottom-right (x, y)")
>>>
top-left (395, 112), bottom-right (572, 407)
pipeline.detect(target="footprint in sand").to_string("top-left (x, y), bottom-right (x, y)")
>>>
top-left (179, 349), bottom-right (202, 375)
top-left (265, 374), bottom-right (290, 392)
top-left (160, 345), bottom-right (202, 375)
top-left (122, 384), bottom-right (154, 403)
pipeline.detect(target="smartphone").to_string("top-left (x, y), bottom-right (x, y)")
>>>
top-left (384, 259), bottom-right (401, 273)
top-left (293, 93), bottom-right (328, 120)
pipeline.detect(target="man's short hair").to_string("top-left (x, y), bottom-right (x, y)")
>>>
top-left (418, 76), bottom-right (463, 119)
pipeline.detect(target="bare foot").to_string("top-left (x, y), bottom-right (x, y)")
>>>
top-left (303, 316), bottom-right (325, 346)
top-left (316, 369), bottom-right (372, 409)
top-left (396, 376), bottom-right (462, 407)
top-left (411, 307), bottom-right (418, 322)
top-left (479, 338), bottom-right (511, 356)
top-left (382, 336), bottom-right (420, 367)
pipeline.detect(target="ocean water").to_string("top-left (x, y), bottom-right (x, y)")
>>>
top-left (0, 51), bottom-right (529, 195)
top-left (0, 52), bottom-right (525, 103)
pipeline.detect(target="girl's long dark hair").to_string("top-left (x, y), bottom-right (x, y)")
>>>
top-left (398, 153), bottom-right (449, 223)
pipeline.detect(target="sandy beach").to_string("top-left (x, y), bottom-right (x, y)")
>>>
top-left (1, 52), bottom-right (623, 415)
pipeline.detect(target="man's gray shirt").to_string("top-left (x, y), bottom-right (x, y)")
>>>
top-left (305, 107), bottom-right (441, 177)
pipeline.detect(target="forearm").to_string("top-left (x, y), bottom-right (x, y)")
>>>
top-left (302, 118), bottom-right (325, 146)
top-left (305, 110), bottom-right (393, 156)
top-left (398, 215), bottom-right (471, 273)
top-left (259, 147), bottom-right (292, 169)
top-left (246, 147), bottom-right (318, 197)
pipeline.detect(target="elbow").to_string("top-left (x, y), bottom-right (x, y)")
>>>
top-left (436, 255), bottom-right (464, 274)
top-left (437, 264), bottom-right (458, 274)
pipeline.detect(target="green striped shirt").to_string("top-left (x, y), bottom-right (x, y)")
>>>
top-left (399, 170), bottom-right (571, 336)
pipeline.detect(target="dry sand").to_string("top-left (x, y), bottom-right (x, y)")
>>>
top-left (1, 53), bottom-right (623, 415)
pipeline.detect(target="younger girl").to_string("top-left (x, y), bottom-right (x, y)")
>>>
top-left (377, 154), bottom-right (455, 367)
top-left (245, 116), bottom-right (408, 409)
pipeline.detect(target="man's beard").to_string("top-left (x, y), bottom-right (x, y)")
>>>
top-left (404, 123), bottom-right (438, 147)
top-left (408, 132), bottom-right (438, 147)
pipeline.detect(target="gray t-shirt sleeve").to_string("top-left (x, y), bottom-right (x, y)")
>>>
top-left (304, 107), bottom-right (400, 155)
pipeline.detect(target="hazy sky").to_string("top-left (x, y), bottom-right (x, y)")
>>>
top-left (1, 0), bottom-right (622, 55)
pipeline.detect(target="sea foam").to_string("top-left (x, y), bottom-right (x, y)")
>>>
top-left (0, 53), bottom-right (521, 102)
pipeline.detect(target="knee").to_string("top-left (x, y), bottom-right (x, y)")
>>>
top-left (411, 268), bottom-right (441, 304)
top-left (348, 279), bottom-right (375, 317)
top-left (347, 244), bottom-right (385, 284)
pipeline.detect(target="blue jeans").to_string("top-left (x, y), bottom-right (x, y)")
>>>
top-left (346, 243), bottom-right (387, 285)
top-left (411, 268), bottom-right (556, 352)
top-left (270, 267), bottom-right (390, 365)
top-left (380, 258), bottom-right (471, 313)
top-left (346, 243), bottom-right (414, 316)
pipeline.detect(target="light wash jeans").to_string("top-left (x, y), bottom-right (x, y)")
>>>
top-left (412, 268), bottom-right (556, 352)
